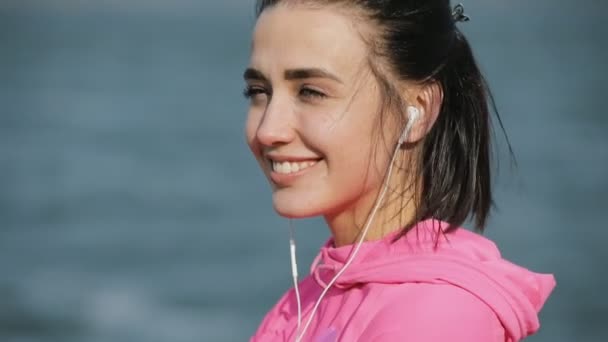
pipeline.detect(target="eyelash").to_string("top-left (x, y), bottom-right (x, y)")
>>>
top-left (243, 86), bottom-right (269, 99)
top-left (242, 86), bottom-right (327, 101)
top-left (299, 87), bottom-right (327, 100)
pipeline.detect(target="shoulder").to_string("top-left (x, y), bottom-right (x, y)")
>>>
top-left (359, 283), bottom-right (505, 342)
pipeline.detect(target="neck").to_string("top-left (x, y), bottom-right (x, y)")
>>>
top-left (324, 176), bottom-right (417, 248)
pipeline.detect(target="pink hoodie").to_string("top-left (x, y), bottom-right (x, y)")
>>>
top-left (251, 219), bottom-right (555, 341)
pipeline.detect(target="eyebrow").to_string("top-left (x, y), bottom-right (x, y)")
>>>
top-left (243, 68), bottom-right (268, 82)
top-left (243, 67), bottom-right (343, 84)
top-left (285, 68), bottom-right (343, 83)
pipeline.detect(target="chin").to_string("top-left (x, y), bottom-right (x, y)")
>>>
top-left (271, 190), bottom-right (326, 219)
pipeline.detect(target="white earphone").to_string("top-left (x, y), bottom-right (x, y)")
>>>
top-left (398, 105), bottom-right (421, 145)
top-left (290, 105), bottom-right (421, 342)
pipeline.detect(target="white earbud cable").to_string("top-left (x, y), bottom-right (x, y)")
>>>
top-left (289, 219), bottom-right (302, 328)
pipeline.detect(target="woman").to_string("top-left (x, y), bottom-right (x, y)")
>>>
top-left (243, 1), bottom-right (555, 341)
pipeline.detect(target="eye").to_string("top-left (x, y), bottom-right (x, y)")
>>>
top-left (243, 85), bottom-right (270, 99)
top-left (299, 87), bottom-right (327, 100)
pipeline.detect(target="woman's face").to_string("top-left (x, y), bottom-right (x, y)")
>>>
top-left (244, 4), bottom-right (397, 219)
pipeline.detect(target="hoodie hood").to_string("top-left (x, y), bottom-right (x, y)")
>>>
top-left (310, 219), bottom-right (556, 341)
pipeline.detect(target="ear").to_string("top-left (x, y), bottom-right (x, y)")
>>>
top-left (405, 82), bottom-right (443, 143)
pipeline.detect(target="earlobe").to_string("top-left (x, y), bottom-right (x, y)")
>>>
top-left (405, 82), bottom-right (443, 143)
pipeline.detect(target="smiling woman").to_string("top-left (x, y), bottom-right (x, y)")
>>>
top-left (243, 1), bottom-right (555, 341)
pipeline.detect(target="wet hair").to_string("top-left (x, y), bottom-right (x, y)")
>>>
top-left (254, 0), bottom-right (513, 235)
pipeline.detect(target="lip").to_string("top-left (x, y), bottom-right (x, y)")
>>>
top-left (268, 159), bottom-right (321, 186)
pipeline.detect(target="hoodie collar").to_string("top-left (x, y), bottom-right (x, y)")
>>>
top-left (311, 218), bottom-right (450, 288)
top-left (309, 218), bottom-right (555, 341)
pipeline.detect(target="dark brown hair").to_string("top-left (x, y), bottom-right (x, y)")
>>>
top-left (254, 0), bottom-right (513, 235)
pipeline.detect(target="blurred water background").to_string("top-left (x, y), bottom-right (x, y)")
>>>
top-left (0, 0), bottom-right (606, 341)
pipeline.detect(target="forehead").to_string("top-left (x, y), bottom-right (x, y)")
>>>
top-left (250, 5), bottom-right (368, 77)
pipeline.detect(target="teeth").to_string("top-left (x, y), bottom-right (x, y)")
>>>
top-left (272, 160), bottom-right (318, 174)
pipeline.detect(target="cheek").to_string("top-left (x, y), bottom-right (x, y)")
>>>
top-left (326, 117), bottom-right (388, 187)
top-left (307, 110), bottom-right (375, 163)
top-left (302, 111), bottom-right (380, 183)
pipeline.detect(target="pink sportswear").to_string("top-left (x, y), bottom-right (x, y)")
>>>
top-left (251, 219), bottom-right (555, 341)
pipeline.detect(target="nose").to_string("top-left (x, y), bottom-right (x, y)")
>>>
top-left (255, 97), bottom-right (295, 147)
